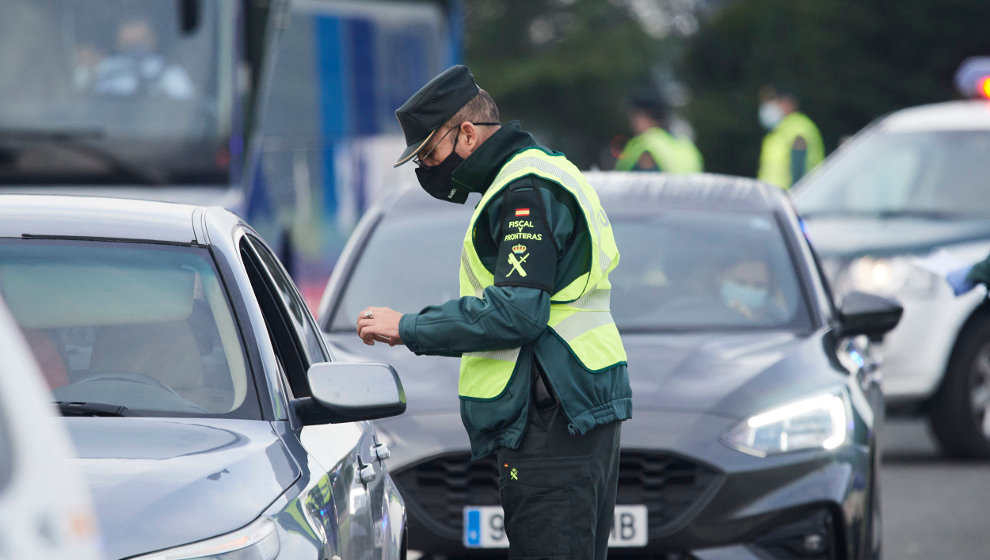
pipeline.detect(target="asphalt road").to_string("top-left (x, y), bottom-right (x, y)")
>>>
top-left (881, 418), bottom-right (990, 560)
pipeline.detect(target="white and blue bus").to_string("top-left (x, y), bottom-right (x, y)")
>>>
top-left (0, 0), bottom-right (459, 306)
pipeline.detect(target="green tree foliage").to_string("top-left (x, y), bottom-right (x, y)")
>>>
top-left (463, 0), bottom-right (684, 168)
top-left (681, 0), bottom-right (990, 176)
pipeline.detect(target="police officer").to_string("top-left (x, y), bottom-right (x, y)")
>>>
top-left (614, 92), bottom-right (703, 174)
top-left (756, 85), bottom-right (824, 189)
top-left (356, 65), bottom-right (631, 559)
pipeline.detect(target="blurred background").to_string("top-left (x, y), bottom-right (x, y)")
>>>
top-left (461, 0), bottom-right (990, 174)
top-left (6, 0), bottom-right (986, 307)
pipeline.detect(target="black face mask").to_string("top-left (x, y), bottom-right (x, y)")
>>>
top-left (415, 130), bottom-right (469, 204)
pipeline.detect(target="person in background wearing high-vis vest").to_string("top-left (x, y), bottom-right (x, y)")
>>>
top-left (756, 85), bottom-right (825, 189)
top-left (356, 65), bottom-right (632, 560)
top-left (614, 92), bottom-right (703, 174)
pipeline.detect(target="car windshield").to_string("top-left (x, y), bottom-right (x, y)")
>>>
top-left (329, 209), bottom-right (811, 333)
top-left (795, 129), bottom-right (990, 218)
top-left (0, 0), bottom-right (232, 186)
top-left (0, 240), bottom-right (259, 418)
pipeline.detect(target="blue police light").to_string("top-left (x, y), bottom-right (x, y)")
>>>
top-left (954, 57), bottom-right (990, 99)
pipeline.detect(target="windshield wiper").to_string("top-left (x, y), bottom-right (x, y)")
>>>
top-left (801, 208), bottom-right (961, 220)
top-left (0, 127), bottom-right (106, 142)
top-left (0, 127), bottom-right (164, 185)
top-left (875, 209), bottom-right (960, 220)
top-left (799, 209), bottom-right (869, 219)
top-left (56, 401), bottom-right (133, 417)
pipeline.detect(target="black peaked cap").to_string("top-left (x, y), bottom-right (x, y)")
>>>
top-left (394, 65), bottom-right (480, 167)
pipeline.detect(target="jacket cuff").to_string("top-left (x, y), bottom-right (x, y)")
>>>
top-left (399, 313), bottom-right (424, 355)
top-left (966, 260), bottom-right (990, 286)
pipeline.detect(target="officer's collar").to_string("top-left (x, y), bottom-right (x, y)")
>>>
top-left (451, 121), bottom-right (540, 195)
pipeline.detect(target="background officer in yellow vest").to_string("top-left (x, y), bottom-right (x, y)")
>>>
top-left (614, 92), bottom-right (703, 173)
top-left (757, 85), bottom-right (825, 189)
top-left (356, 65), bottom-right (632, 560)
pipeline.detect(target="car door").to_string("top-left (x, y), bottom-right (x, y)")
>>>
top-left (239, 233), bottom-right (393, 559)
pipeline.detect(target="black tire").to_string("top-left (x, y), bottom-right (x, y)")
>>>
top-left (929, 314), bottom-right (990, 458)
top-left (868, 445), bottom-right (882, 560)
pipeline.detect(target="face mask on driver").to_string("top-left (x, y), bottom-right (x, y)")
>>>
top-left (415, 129), bottom-right (469, 204)
top-left (758, 101), bottom-right (784, 131)
top-left (721, 280), bottom-right (768, 311)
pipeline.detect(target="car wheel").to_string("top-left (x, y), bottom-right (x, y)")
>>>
top-left (929, 314), bottom-right (990, 458)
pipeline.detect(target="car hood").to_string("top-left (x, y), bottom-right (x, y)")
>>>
top-left (622, 329), bottom-right (841, 417)
top-left (802, 215), bottom-right (990, 258)
top-left (64, 417), bottom-right (299, 560)
top-left (328, 329), bottom-right (841, 420)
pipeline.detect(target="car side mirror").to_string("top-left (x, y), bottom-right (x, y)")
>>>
top-left (293, 362), bottom-right (406, 425)
top-left (837, 291), bottom-right (903, 342)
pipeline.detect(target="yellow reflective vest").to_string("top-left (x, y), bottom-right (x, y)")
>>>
top-left (457, 148), bottom-right (627, 400)
top-left (615, 127), bottom-right (703, 174)
top-left (758, 112), bottom-right (824, 189)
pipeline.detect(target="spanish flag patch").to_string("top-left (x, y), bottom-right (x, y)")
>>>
top-left (515, 208), bottom-right (530, 217)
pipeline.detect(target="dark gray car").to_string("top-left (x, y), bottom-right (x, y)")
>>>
top-left (318, 173), bottom-right (902, 559)
top-left (0, 195), bottom-right (407, 560)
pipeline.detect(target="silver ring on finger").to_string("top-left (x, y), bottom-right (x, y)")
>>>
top-left (365, 310), bottom-right (374, 319)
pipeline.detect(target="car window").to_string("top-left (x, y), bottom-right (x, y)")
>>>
top-left (1, 0), bottom-right (233, 186)
top-left (239, 238), bottom-right (312, 398)
top-left (609, 210), bottom-right (811, 331)
top-left (0, 240), bottom-right (259, 418)
top-left (245, 236), bottom-right (328, 364)
top-left (329, 209), bottom-right (812, 333)
top-left (328, 214), bottom-right (464, 332)
top-left (796, 130), bottom-right (990, 217)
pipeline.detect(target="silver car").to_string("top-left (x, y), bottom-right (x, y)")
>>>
top-left (793, 99), bottom-right (990, 457)
top-left (0, 194), bottom-right (407, 560)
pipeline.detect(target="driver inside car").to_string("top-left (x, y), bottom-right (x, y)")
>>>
top-left (719, 256), bottom-right (786, 323)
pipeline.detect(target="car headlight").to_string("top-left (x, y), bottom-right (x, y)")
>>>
top-left (845, 255), bottom-right (936, 296)
top-left (130, 516), bottom-right (279, 560)
top-left (721, 393), bottom-right (849, 457)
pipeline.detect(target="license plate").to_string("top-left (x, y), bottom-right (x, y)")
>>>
top-left (463, 504), bottom-right (648, 548)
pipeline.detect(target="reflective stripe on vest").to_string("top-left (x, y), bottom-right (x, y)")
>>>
top-left (758, 112), bottom-right (824, 189)
top-left (457, 148), bottom-right (627, 400)
top-left (615, 128), bottom-right (703, 174)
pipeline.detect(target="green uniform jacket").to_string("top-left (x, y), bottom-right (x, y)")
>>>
top-left (758, 112), bottom-right (824, 189)
top-left (966, 254), bottom-right (990, 286)
top-left (398, 122), bottom-right (632, 460)
top-left (615, 127), bottom-right (703, 174)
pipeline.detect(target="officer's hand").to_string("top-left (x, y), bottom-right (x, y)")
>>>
top-left (947, 264), bottom-right (978, 296)
top-left (357, 307), bottom-right (405, 346)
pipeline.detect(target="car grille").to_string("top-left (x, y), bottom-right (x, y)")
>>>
top-left (392, 451), bottom-right (719, 537)
top-left (616, 451), bottom-right (719, 534)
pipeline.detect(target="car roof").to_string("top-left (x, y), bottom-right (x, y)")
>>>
top-left (0, 194), bottom-right (205, 244)
top-left (586, 171), bottom-right (784, 213)
top-left (878, 100), bottom-right (990, 132)
top-left (380, 172), bottom-right (786, 216)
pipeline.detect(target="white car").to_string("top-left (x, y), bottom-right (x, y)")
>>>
top-left (793, 94), bottom-right (990, 457)
top-left (0, 299), bottom-right (103, 559)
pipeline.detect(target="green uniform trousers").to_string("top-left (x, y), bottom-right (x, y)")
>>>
top-left (497, 401), bottom-right (622, 559)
